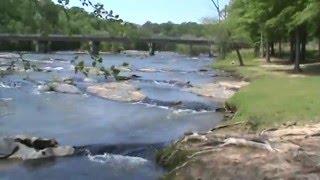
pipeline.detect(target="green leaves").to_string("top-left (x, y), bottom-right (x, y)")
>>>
top-left (72, 54), bottom-right (126, 81)
top-left (76, 60), bottom-right (85, 72)
top-left (110, 65), bottom-right (120, 76)
top-left (58, 0), bottom-right (70, 5)
top-left (228, 0), bottom-right (320, 41)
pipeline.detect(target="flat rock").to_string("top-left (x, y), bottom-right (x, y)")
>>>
top-left (84, 77), bottom-right (98, 83)
top-left (0, 53), bottom-right (19, 59)
top-left (117, 66), bottom-right (132, 72)
top-left (186, 80), bottom-right (249, 100)
top-left (122, 50), bottom-right (149, 57)
top-left (53, 83), bottom-right (81, 94)
top-left (0, 135), bottom-right (74, 160)
top-left (158, 122), bottom-right (320, 179)
top-left (87, 81), bottom-right (146, 102)
top-left (38, 82), bottom-right (81, 94)
top-left (138, 68), bottom-right (157, 72)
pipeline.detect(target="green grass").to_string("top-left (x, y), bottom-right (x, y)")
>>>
top-left (156, 145), bottom-right (193, 171)
top-left (228, 76), bottom-right (320, 130)
top-left (213, 50), bottom-right (269, 80)
top-left (214, 49), bottom-right (320, 130)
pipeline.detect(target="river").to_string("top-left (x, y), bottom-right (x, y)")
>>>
top-left (0, 52), bottom-right (223, 179)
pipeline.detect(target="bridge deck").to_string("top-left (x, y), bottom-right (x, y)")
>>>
top-left (0, 34), bottom-right (214, 45)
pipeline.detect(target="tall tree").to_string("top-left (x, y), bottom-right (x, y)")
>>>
top-left (227, 0), bottom-right (320, 72)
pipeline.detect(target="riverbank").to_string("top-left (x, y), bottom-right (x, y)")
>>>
top-left (157, 50), bottom-right (320, 179)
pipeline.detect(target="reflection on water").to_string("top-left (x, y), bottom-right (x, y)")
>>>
top-left (0, 52), bottom-right (221, 179)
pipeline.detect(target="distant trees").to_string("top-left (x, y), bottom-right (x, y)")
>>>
top-left (0, 0), bottom-right (211, 38)
top-left (141, 22), bottom-right (206, 38)
top-left (57, 0), bottom-right (120, 20)
top-left (226, 0), bottom-right (320, 72)
top-left (0, 0), bottom-right (214, 53)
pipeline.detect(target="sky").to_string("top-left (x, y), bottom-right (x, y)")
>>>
top-left (55, 0), bottom-right (230, 25)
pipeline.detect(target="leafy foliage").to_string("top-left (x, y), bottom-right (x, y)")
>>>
top-left (220, 0), bottom-right (320, 70)
top-left (227, 0), bottom-right (320, 42)
top-left (72, 55), bottom-right (126, 80)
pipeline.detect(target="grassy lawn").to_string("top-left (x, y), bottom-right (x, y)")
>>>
top-left (213, 50), bottom-right (320, 130)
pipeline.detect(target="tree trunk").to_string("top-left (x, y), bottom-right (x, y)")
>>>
top-left (294, 28), bottom-right (301, 72)
top-left (270, 42), bottom-right (275, 56)
top-left (290, 34), bottom-right (295, 63)
top-left (235, 48), bottom-right (244, 66)
top-left (266, 41), bottom-right (271, 63)
top-left (219, 45), bottom-right (226, 59)
top-left (317, 26), bottom-right (320, 57)
top-left (301, 39), bottom-right (306, 62)
top-left (300, 27), bottom-right (307, 62)
top-left (318, 36), bottom-right (320, 57)
top-left (254, 45), bottom-right (259, 57)
top-left (318, 26), bottom-right (320, 57)
top-left (260, 32), bottom-right (265, 58)
top-left (278, 39), bottom-right (282, 57)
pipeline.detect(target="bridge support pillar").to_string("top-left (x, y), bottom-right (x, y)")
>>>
top-left (189, 44), bottom-right (196, 56)
top-left (90, 41), bottom-right (101, 55)
top-left (209, 44), bottom-right (214, 58)
top-left (148, 42), bottom-right (156, 56)
top-left (35, 40), bottom-right (51, 53)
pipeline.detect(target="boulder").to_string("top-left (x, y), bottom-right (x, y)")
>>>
top-left (199, 69), bottom-right (209, 72)
top-left (53, 83), bottom-right (81, 94)
top-left (186, 80), bottom-right (249, 101)
top-left (117, 66), bottom-right (132, 72)
top-left (122, 50), bottom-right (149, 57)
top-left (138, 68), bottom-right (157, 72)
top-left (0, 135), bottom-right (74, 160)
top-left (87, 81), bottom-right (146, 102)
top-left (84, 77), bottom-right (98, 83)
top-left (37, 85), bottom-right (51, 92)
top-left (158, 123), bottom-right (320, 179)
top-left (37, 82), bottom-right (81, 94)
top-left (0, 53), bottom-right (19, 60)
top-left (43, 67), bottom-right (64, 72)
top-left (142, 98), bottom-right (215, 112)
top-left (88, 67), bottom-right (104, 76)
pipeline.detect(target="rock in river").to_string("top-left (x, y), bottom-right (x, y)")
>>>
top-left (87, 81), bottom-right (146, 102)
top-left (0, 135), bottom-right (74, 160)
top-left (186, 80), bottom-right (249, 101)
top-left (38, 82), bottom-right (81, 94)
top-left (53, 83), bottom-right (81, 94)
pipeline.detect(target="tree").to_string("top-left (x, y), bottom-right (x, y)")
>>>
top-left (57, 0), bottom-right (120, 21)
top-left (227, 0), bottom-right (320, 72)
top-left (210, 0), bottom-right (228, 22)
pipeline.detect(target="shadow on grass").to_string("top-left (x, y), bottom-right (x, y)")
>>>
top-left (301, 63), bottom-right (320, 75)
top-left (269, 57), bottom-right (320, 65)
top-left (269, 62), bottom-right (320, 76)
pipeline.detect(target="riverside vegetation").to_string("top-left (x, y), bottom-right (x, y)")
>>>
top-left (157, 47), bottom-right (320, 178)
top-left (156, 1), bottom-right (320, 176)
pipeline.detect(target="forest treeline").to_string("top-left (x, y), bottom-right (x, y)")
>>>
top-left (0, 0), bottom-right (213, 53)
top-left (224, 0), bottom-right (320, 71)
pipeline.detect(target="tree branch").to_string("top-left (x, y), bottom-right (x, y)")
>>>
top-left (210, 0), bottom-right (221, 21)
top-left (210, 0), bottom-right (220, 11)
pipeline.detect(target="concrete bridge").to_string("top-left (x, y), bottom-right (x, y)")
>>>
top-left (0, 34), bottom-right (215, 56)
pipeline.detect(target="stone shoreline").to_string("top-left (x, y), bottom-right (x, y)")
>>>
top-left (156, 73), bottom-right (320, 179)
top-left (157, 120), bottom-right (320, 179)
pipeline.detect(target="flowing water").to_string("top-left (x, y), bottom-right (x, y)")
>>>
top-left (0, 52), bottom-right (223, 179)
